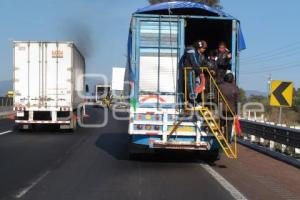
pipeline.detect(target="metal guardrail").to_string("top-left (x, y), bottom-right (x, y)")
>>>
top-left (240, 120), bottom-right (300, 148)
top-left (0, 97), bottom-right (13, 109)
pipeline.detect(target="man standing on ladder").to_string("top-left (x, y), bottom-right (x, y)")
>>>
top-left (218, 71), bottom-right (239, 142)
top-left (179, 40), bottom-right (208, 105)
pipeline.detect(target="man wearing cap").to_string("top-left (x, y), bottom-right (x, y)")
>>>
top-left (179, 40), bottom-right (208, 104)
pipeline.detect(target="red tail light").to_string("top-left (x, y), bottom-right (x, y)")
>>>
top-left (137, 114), bottom-right (143, 120)
top-left (154, 125), bottom-right (160, 131)
top-left (137, 125), bottom-right (143, 130)
top-left (15, 107), bottom-right (24, 111)
top-left (155, 115), bottom-right (160, 121)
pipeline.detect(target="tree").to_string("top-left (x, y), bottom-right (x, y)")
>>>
top-left (148, 0), bottom-right (222, 8)
top-left (239, 88), bottom-right (247, 104)
top-left (294, 88), bottom-right (300, 112)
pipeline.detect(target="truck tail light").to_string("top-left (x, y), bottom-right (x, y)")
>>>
top-left (155, 115), bottom-right (160, 121)
top-left (15, 107), bottom-right (25, 111)
top-left (61, 107), bottom-right (70, 111)
top-left (137, 114), bottom-right (143, 120)
top-left (137, 125), bottom-right (143, 130)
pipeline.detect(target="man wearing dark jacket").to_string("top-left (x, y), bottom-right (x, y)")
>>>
top-left (218, 71), bottom-right (239, 142)
top-left (179, 40), bottom-right (208, 104)
top-left (215, 42), bottom-right (232, 84)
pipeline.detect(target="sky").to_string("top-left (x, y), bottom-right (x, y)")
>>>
top-left (0, 0), bottom-right (299, 92)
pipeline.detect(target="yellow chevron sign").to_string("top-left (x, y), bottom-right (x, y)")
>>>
top-left (270, 80), bottom-right (293, 107)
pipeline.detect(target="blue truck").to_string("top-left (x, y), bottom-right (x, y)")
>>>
top-left (125, 2), bottom-right (246, 160)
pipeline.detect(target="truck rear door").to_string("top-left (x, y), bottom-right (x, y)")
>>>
top-left (44, 43), bottom-right (72, 109)
top-left (134, 16), bottom-right (184, 106)
top-left (14, 42), bottom-right (41, 109)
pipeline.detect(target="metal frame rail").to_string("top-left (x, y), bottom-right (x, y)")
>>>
top-left (240, 120), bottom-right (300, 148)
top-left (0, 97), bottom-right (13, 108)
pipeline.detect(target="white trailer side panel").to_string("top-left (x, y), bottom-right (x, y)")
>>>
top-left (14, 41), bottom-right (85, 112)
top-left (72, 46), bottom-right (85, 108)
top-left (112, 67), bottom-right (125, 91)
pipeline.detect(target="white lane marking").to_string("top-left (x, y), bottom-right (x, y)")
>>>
top-left (15, 171), bottom-right (51, 199)
top-left (201, 164), bottom-right (248, 200)
top-left (0, 130), bottom-right (12, 136)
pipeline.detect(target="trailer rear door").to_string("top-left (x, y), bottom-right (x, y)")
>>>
top-left (44, 43), bottom-right (72, 108)
top-left (14, 42), bottom-right (72, 110)
top-left (135, 16), bottom-right (184, 106)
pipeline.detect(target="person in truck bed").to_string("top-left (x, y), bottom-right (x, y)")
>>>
top-left (218, 71), bottom-right (239, 142)
top-left (179, 40), bottom-right (208, 104)
top-left (214, 42), bottom-right (232, 84)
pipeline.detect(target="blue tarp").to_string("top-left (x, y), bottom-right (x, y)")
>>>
top-left (238, 26), bottom-right (246, 51)
top-left (136, 1), bottom-right (232, 18)
top-left (135, 1), bottom-right (246, 51)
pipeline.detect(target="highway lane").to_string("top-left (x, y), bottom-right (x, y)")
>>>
top-left (0, 118), bottom-right (91, 200)
top-left (0, 107), bottom-right (237, 200)
top-left (0, 117), bottom-right (14, 133)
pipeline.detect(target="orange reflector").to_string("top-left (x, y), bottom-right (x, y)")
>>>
top-left (145, 125), bottom-right (151, 130)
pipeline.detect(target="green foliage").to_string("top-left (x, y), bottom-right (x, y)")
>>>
top-left (294, 88), bottom-right (300, 112)
top-left (247, 95), bottom-right (269, 108)
top-left (240, 87), bottom-right (300, 125)
top-left (148, 0), bottom-right (222, 8)
top-left (239, 88), bottom-right (247, 104)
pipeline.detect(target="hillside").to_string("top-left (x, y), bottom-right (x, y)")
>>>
top-left (0, 80), bottom-right (12, 96)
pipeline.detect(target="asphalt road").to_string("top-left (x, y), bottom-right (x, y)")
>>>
top-left (0, 107), bottom-right (236, 200)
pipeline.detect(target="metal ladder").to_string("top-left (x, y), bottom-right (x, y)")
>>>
top-left (199, 107), bottom-right (237, 159)
top-left (169, 67), bottom-right (238, 159)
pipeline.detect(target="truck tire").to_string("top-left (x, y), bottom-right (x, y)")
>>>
top-left (15, 124), bottom-right (32, 132)
top-left (206, 149), bottom-right (221, 163)
top-left (128, 136), bottom-right (146, 160)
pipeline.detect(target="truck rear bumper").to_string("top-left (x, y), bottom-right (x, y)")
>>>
top-left (151, 140), bottom-right (208, 150)
top-left (15, 120), bottom-right (71, 124)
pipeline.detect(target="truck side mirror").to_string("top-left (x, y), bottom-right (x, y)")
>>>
top-left (85, 85), bottom-right (89, 93)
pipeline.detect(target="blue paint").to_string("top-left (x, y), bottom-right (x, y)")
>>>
top-left (132, 135), bottom-right (161, 146)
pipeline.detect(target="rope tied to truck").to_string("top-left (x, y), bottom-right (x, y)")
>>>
top-left (168, 4), bottom-right (179, 141)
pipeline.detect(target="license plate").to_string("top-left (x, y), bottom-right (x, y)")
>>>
top-left (17, 111), bottom-right (24, 117)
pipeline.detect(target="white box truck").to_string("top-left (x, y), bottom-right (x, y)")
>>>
top-left (111, 67), bottom-right (126, 104)
top-left (13, 41), bottom-right (85, 130)
top-left (125, 2), bottom-right (246, 160)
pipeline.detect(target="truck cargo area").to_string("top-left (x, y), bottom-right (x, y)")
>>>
top-left (13, 41), bottom-right (85, 130)
top-left (185, 18), bottom-right (233, 53)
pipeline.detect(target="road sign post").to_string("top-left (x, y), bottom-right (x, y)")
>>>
top-left (269, 80), bottom-right (293, 124)
top-left (278, 107), bottom-right (282, 124)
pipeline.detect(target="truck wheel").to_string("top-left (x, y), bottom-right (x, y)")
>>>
top-left (206, 149), bottom-right (221, 163)
top-left (128, 142), bottom-right (151, 160)
top-left (128, 143), bottom-right (139, 160)
top-left (13, 124), bottom-right (22, 132)
top-left (15, 124), bottom-right (31, 132)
